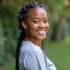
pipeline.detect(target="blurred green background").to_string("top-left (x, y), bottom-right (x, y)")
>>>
top-left (0, 0), bottom-right (70, 70)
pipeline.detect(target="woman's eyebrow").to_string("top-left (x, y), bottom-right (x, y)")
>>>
top-left (32, 17), bottom-right (40, 19)
top-left (32, 17), bottom-right (48, 19)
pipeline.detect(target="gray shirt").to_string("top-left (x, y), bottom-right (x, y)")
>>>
top-left (19, 41), bottom-right (56, 70)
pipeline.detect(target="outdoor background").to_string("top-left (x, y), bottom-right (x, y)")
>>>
top-left (0, 0), bottom-right (70, 70)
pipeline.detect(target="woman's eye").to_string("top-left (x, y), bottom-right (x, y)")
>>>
top-left (44, 20), bottom-right (48, 23)
top-left (33, 20), bottom-right (39, 23)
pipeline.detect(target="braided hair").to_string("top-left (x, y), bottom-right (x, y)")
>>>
top-left (16, 0), bottom-right (47, 70)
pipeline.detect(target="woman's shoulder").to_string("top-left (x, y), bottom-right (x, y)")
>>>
top-left (20, 41), bottom-right (35, 54)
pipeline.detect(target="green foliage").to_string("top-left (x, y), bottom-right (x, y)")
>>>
top-left (44, 0), bottom-right (64, 15)
top-left (4, 57), bottom-right (15, 70)
top-left (0, 3), bottom-right (19, 69)
top-left (0, 6), bottom-right (19, 64)
top-left (43, 41), bottom-right (70, 70)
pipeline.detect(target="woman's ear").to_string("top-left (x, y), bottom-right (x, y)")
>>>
top-left (21, 22), bottom-right (27, 29)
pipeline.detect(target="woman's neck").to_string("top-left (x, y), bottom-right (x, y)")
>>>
top-left (24, 37), bottom-right (41, 47)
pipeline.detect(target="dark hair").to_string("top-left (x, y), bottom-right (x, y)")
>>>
top-left (16, 1), bottom-right (47, 70)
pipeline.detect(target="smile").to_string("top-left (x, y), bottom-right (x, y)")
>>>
top-left (37, 30), bottom-right (46, 35)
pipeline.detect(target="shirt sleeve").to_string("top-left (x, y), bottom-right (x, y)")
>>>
top-left (19, 51), bottom-right (40, 70)
top-left (46, 57), bottom-right (57, 70)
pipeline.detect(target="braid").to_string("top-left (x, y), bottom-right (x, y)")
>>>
top-left (16, 0), bottom-right (47, 70)
top-left (16, 30), bottom-right (25, 70)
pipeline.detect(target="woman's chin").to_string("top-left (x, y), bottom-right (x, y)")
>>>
top-left (37, 36), bottom-right (46, 40)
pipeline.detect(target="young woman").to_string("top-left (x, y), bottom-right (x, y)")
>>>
top-left (16, 1), bottom-right (56, 70)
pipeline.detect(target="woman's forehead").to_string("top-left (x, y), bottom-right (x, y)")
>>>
top-left (27, 7), bottom-right (48, 18)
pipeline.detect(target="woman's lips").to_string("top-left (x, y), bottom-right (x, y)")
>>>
top-left (37, 30), bottom-right (46, 35)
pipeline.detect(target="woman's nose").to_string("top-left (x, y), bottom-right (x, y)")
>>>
top-left (39, 22), bottom-right (45, 28)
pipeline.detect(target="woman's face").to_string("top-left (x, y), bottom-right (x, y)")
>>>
top-left (22, 7), bottom-right (49, 41)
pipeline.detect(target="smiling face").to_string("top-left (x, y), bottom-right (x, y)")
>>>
top-left (22, 7), bottom-right (49, 41)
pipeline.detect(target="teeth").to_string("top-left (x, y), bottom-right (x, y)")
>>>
top-left (37, 31), bottom-right (46, 34)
